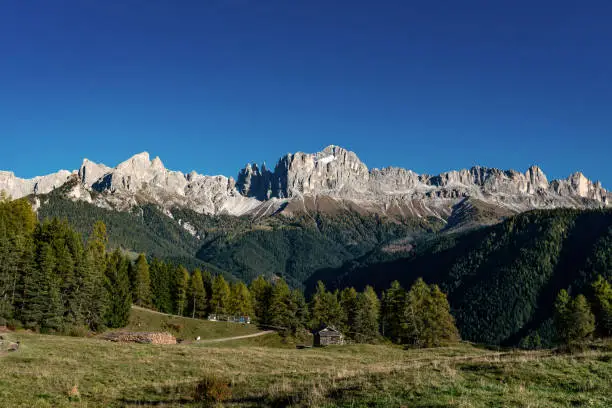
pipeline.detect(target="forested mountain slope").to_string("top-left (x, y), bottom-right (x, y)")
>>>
top-left (37, 192), bottom-right (438, 286)
top-left (307, 208), bottom-right (612, 346)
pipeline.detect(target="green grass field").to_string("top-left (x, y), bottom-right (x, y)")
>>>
top-left (1, 308), bottom-right (611, 407)
top-left (124, 306), bottom-right (262, 341)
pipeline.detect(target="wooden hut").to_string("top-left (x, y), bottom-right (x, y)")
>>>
top-left (314, 326), bottom-right (344, 346)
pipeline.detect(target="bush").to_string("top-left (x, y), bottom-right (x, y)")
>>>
top-left (162, 321), bottom-right (184, 335)
top-left (193, 375), bottom-right (232, 405)
top-left (62, 325), bottom-right (91, 337)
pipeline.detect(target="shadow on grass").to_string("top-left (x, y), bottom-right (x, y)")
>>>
top-left (118, 383), bottom-right (195, 406)
top-left (118, 398), bottom-right (193, 406)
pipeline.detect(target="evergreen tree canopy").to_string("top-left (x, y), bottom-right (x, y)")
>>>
top-left (189, 269), bottom-right (207, 319)
top-left (210, 275), bottom-right (230, 316)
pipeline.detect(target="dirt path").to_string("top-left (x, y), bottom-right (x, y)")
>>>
top-left (195, 330), bottom-right (275, 343)
top-left (131, 305), bottom-right (276, 344)
top-left (131, 305), bottom-right (205, 321)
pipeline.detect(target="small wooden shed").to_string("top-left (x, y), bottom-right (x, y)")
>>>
top-left (314, 326), bottom-right (344, 347)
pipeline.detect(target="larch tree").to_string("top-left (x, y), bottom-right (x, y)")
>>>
top-left (134, 254), bottom-right (152, 307)
top-left (174, 266), bottom-right (190, 316)
top-left (592, 276), bottom-right (612, 336)
top-left (189, 269), bottom-right (207, 319)
top-left (229, 281), bottom-right (253, 318)
top-left (210, 275), bottom-right (230, 316)
top-left (339, 287), bottom-right (358, 334)
top-left (381, 280), bottom-right (405, 342)
top-left (353, 285), bottom-right (380, 342)
top-left (268, 278), bottom-right (297, 332)
top-left (249, 275), bottom-right (272, 324)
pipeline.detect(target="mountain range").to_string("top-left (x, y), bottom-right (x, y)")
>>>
top-left (2, 146), bottom-right (611, 346)
top-left (1, 145), bottom-right (609, 225)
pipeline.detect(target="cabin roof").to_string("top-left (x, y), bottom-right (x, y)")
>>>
top-left (316, 326), bottom-right (343, 336)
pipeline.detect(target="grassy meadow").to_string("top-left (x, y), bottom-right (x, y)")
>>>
top-left (0, 308), bottom-right (611, 407)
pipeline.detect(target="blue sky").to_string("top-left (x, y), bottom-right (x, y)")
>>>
top-left (1, 0), bottom-right (611, 186)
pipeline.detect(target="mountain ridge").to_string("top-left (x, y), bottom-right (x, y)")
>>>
top-left (1, 146), bottom-right (609, 222)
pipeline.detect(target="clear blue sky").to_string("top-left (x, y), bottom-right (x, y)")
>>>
top-left (1, 0), bottom-right (611, 186)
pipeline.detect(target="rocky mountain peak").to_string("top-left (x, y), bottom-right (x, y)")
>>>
top-left (1, 146), bottom-right (610, 220)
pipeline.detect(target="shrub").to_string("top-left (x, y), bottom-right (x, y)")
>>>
top-left (62, 325), bottom-right (91, 337)
top-left (193, 375), bottom-right (232, 405)
top-left (162, 321), bottom-right (184, 335)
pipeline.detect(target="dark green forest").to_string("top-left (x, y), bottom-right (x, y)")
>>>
top-left (308, 208), bottom-right (612, 346)
top-left (32, 192), bottom-right (612, 347)
top-left (38, 193), bottom-right (435, 286)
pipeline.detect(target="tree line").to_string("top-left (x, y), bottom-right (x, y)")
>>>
top-left (553, 275), bottom-right (612, 345)
top-left (1, 196), bottom-right (460, 346)
top-left (134, 251), bottom-right (460, 346)
top-left (0, 196), bottom-right (131, 332)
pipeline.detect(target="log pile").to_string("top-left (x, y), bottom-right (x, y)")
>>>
top-left (103, 331), bottom-right (177, 345)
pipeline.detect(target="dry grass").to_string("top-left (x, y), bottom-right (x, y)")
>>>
top-left (1, 310), bottom-right (611, 407)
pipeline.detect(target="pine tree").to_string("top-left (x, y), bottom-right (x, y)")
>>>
top-left (592, 276), bottom-right (612, 336)
top-left (381, 280), bottom-right (405, 342)
top-left (134, 254), bottom-right (152, 307)
top-left (353, 286), bottom-right (380, 342)
top-left (85, 221), bottom-right (109, 331)
top-left (399, 279), bottom-right (459, 347)
top-left (174, 266), bottom-right (190, 316)
top-left (150, 258), bottom-right (172, 313)
top-left (189, 269), bottom-right (207, 319)
top-left (310, 281), bottom-right (332, 329)
top-left (18, 242), bottom-right (49, 329)
top-left (425, 284), bottom-right (460, 346)
top-left (339, 287), bottom-right (358, 334)
top-left (210, 275), bottom-right (230, 317)
top-left (292, 289), bottom-right (309, 329)
top-left (249, 275), bottom-right (272, 324)
top-left (568, 294), bottom-right (596, 341)
top-left (201, 269), bottom-right (213, 314)
top-left (228, 281), bottom-right (253, 318)
top-left (104, 250), bottom-right (132, 328)
top-left (268, 278), bottom-right (297, 333)
top-left (402, 278), bottom-right (429, 346)
top-left (555, 290), bottom-right (596, 343)
top-left (554, 289), bottom-right (572, 341)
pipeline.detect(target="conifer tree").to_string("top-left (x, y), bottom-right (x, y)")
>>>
top-left (228, 281), bottom-right (253, 318)
top-left (425, 284), bottom-right (460, 346)
top-left (201, 269), bottom-right (213, 313)
top-left (292, 288), bottom-right (309, 329)
top-left (353, 285), bottom-right (380, 342)
top-left (150, 258), bottom-right (172, 313)
top-left (104, 250), bottom-right (132, 328)
top-left (309, 281), bottom-right (329, 329)
top-left (18, 242), bottom-right (50, 329)
top-left (555, 290), bottom-right (596, 343)
top-left (249, 275), bottom-right (272, 324)
top-left (189, 269), bottom-right (207, 318)
top-left (592, 276), bottom-right (612, 336)
top-left (210, 274), bottom-right (230, 317)
top-left (85, 221), bottom-right (109, 331)
top-left (339, 287), bottom-right (358, 334)
top-left (381, 280), bottom-right (405, 342)
top-left (174, 266), bottom-right (190, 316)
top-left (569, 294), bottom-right (596, 341)
top-left (268, 278), bottom-right (297, 332)
top-left (134, 254), bottom-right (152, 307)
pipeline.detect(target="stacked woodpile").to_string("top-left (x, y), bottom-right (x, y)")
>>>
top-left (103, 331), bottom-right (176, 345)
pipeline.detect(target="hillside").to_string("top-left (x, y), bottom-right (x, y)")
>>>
top-left (308, 208), bottom-right (612, 346)
top-left (1, 329), bottom-right (610, 407)
top-left (37, 192), bottom-right (438, 286)
top-left (123, 307), bottom-right (264, 341)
